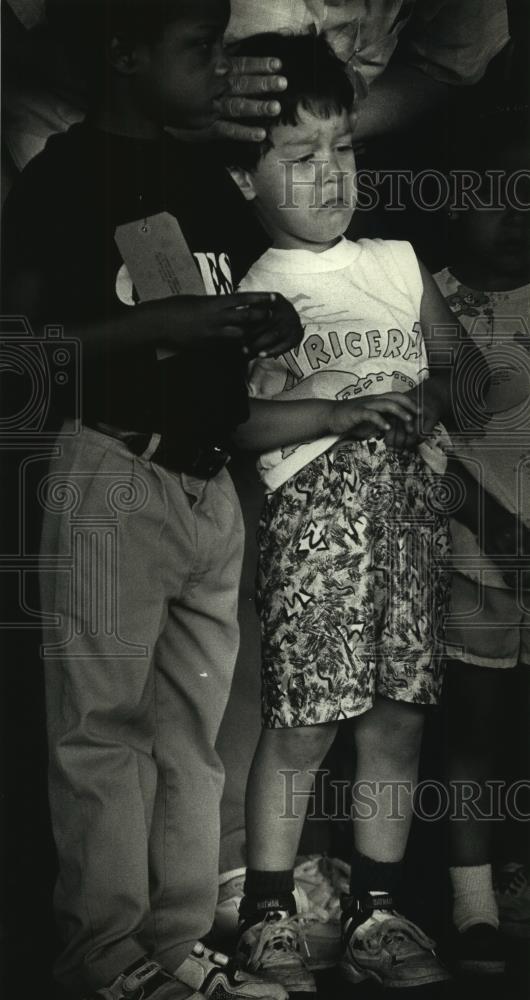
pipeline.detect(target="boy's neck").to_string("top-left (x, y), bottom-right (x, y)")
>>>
top-left (90, 93), bottom-right (165, 141)
top-left (270, 232), bottom-right (343, 254)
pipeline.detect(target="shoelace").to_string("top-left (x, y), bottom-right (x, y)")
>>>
top-left (250, 913), bottom-right (311, 969)
top-left (354, 913), bottom-right (436, 960)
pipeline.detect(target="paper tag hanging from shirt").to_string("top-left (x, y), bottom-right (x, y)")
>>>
top-left (115, 211), bottom-right (206, 359)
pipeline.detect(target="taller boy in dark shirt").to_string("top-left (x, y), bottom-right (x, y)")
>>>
top-left (2, 2), bottom-right (301, 998)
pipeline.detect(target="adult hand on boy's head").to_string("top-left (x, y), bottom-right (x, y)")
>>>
top-left (212, 55), bottom-right (287, 142)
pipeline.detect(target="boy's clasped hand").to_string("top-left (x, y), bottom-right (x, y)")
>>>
top-left (329, 384), bottom-right (444, 452)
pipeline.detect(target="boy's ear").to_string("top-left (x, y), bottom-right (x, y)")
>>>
top-left (227, 166), bottom-right (257, 202)
top-left (108, 34), bottom-right (140, 75)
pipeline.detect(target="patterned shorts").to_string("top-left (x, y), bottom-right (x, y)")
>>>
top-left (257, 441), bottom-right (451, 728)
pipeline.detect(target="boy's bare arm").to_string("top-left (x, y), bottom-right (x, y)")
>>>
top-left (4, 268), bottom-right (302, 359)
top-left (234, 392), bottom-right (418, 452)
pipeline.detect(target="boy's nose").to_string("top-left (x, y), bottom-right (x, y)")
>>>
top-left (323, 151), bottom-right (342, 180)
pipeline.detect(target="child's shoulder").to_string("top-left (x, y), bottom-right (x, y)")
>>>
top-left (355, 236), bottom-right (418, 262)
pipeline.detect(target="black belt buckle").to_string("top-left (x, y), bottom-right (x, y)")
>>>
top-left (187, 443), bottom-right (231, 479)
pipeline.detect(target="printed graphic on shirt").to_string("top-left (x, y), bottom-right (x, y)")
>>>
top-left (281, 319), bottom-right (425, 389)
top-left (268, 315), bottom-right (427, 463)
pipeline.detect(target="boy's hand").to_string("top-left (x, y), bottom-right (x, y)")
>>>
top-left (329, 392), bottom-right (419, 439)
top-left (152, 292), bottom-right (302, 358)
top-left (212, 56), bottom-right (288, 142)
top-left (383, 380), bottom-right (445, 450)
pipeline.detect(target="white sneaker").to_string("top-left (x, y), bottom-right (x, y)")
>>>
top-left (86, 957), bottom-right (202, 1000)
top-left (236, 910), bottom-right (316, 994)
top-left (176, 942), bottom-right (288, 1000)
top-left (341, 892), bottom-right (451, 988)
top-left (214, 856), bottom-right (348, 969)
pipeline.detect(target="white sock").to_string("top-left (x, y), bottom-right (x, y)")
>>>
top-left (450, 864), bottom-right (499, 932)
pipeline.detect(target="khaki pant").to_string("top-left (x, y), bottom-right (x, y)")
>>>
top-left (39, 424), bottom-right (244, 994)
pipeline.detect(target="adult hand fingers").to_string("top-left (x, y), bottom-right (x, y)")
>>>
top-left (214, 95), bottom-right (281, 120)
top-left (212, 119), bottom-right (267, 142)
top-left (227, 71), bottom-right (287, 95)
top-left (228, 55), bottom-right (284, 77)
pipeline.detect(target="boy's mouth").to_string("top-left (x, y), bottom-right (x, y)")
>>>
top-left (320, 196), bottom-right (351, 209)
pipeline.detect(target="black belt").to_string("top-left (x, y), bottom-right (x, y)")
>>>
top-left (91, 423), bottom-right (231, 480)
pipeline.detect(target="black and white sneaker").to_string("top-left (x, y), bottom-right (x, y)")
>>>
top-left (176, 942), bottom-right (289, 999)
top-left (340, 891), bottom-right (451, 988)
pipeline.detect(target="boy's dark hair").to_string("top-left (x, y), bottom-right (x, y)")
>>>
top-left (45, 0), bottom-right (182, 91)
top-left (224, 33), bottom-right (357, 171)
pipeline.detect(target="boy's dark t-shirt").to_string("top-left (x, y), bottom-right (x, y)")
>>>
top-left (2, 122), bottom-right (267, 444)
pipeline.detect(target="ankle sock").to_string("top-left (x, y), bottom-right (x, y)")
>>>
top-left (241, 868), bottom-right (296, 924)
top-left (450, 864), bottom-right (499, 932)
top-left (349, 847), bottom-right (404, 903)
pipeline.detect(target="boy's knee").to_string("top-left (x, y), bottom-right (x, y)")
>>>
top-left (264, 722), bottom-right (339, 768)
top-left (356, 702), bottom-right (424, 763)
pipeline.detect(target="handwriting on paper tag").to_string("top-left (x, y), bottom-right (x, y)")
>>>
top-left (115, 212), bottom-right (205, 359)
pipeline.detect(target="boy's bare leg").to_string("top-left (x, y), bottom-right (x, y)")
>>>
top-left (353, 696), bottom-right (424, 863)
top-left (245, 723), bottom-right (338, 871)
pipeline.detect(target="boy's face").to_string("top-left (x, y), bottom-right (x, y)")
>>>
top-left (243, 107), bottom-right (356, 252)
top-left (133, 0), bottom-right (231, 129)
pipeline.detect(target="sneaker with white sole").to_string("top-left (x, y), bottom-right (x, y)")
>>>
top-left (85, 957), bottom-right (202, 1000)
top-left (340, 891), bottom-right (451, 988)
top-left (496, 862), bottom-right (530, 939)
top-left (175, 942), bottom-right (288, 1000)
top-left (214, 857), bottom-right (348, 969)
top-left (236, 909), bottom-right (316, 994)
